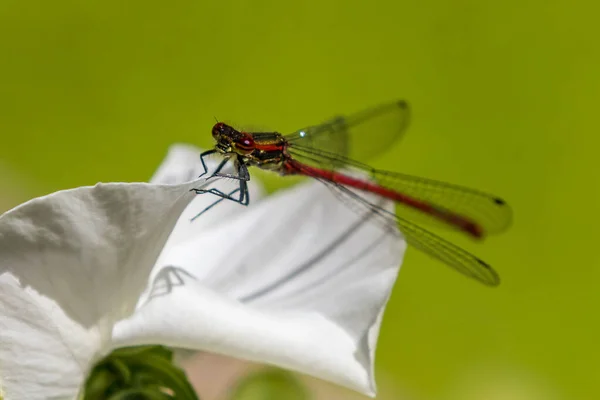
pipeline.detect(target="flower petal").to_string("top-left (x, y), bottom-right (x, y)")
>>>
top-left (0, 180), bottom-right (205, 326)
top-left (0, 178), bottom-right (208, 399)
top-left (114, 180), bottom-right (405, 396)
top-left (0, 273), bottom-right (103, 400)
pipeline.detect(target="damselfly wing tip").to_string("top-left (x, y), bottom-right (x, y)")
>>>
top-left (490, 196), bottom-right (514, 234)
top-left (477, 259), bottom-right (501, 287)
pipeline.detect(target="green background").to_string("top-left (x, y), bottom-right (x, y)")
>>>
top-left (1, 1), bottom-right (597, 399)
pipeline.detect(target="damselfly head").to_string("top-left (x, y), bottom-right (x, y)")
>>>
top-left (211, 122), bottom-right (235, 154)
top-left (212, 122), bottom-right (230, 139)
top-left (211, 122), bottom-right (255, 156)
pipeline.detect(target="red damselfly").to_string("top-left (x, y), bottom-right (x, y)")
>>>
top-left (192, 100), bottom-right (512, 286)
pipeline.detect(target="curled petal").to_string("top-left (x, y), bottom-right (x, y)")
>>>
top-left (0, 273), bottom-right (103, 400)
top-left (0, 178), bottom-right (207, 399)
top-left (115, 180), bottom-right (405, 396)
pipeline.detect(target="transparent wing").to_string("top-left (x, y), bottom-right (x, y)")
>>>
top-left (287, 146), bottom-right (512, 236)
top-left (371, 169), bottom-right (512, 235)
top-left (398, 216), bottom-right (501, 286)
top-left (285, 100), bottom-right (410, 162)
top-left (280, 99), bottom-right (508, 286)
top-left (287, 161), bottom-right (501, 286)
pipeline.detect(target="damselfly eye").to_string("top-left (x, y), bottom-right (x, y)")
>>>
top-left (235, 136), bottom-right (255, 154)
top-left (212, 123), bottom-right (226, 139)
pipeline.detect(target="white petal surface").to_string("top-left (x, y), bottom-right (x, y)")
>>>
top-left (114, 180), bottom-right (405, 396)
top-left (0, 179), bottom-right (207, 400)
top-left (0, 273), bottom-right (102, 400)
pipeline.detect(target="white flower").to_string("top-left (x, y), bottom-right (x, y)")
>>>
top-left (0, 144), bottom-right (405, 400)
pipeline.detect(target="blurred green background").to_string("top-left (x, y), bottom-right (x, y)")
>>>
top-left (1, 1), bottom-right (597, 399)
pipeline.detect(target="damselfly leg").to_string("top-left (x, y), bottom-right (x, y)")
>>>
top-left (190, 150), bottom-right (251, 221)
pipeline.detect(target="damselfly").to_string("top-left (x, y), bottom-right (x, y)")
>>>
top-left (193, 100), bottom-right (512, 286)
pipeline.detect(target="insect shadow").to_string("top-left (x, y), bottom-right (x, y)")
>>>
top-left (144, 265), bottom-right (197, 303)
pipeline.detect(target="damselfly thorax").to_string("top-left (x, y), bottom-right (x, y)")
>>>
top-left (212, 123), bottom-right (291, 172)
